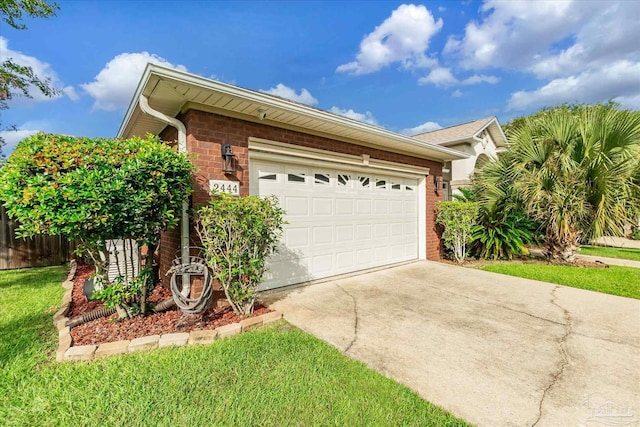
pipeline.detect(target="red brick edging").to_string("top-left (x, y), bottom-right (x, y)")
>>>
top-left (54, 261), bottom-right (282, 362)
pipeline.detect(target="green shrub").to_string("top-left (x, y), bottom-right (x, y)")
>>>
top-left (436, 201), bottom-right (478, 263)
top-left (0, 133), bottom-right (193, 314)
top-left (197, 193), bottom-right (285, 317)
top-left (470, 209), bottom-right (539, 259)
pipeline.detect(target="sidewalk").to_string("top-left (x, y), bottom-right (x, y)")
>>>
top-left (577, 253), bottom-right (640, 268)
top-left (590, 236), bottom-right (640, 249)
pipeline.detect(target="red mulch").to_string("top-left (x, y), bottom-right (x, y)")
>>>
top-left (68, 260), bottom-right (272, 346)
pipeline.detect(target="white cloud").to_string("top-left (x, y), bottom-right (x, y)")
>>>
top-left (0, 37), bottom-right (76, 104)
top-left (336, 4), bottom-right (442, 75)
top-left (400, 121), bottom-right (442, 135)
top-left (445, 1), bottom-right (640, 111)
top-left (418, 68), bottom-right (498, 87)
top-left (452, 89), bottom-right (463, 98)
top-left (438, 6), bottom-right (446, 12)
top-left (444, 0), bottom-right (589, 71)
top-left (418, 67), bottom-right (458, 87)
top-left (507, 60), bottom-right (640, 111)
top-left (461, 74), bottom-right (499, 85)
top-left (261, 83), bottom-right (318, 106)
top-left (0, 129), bottom-right (40, 155)
top-left (81, 52), bottom-right (187, 111)
top-left (329, 106), bottom-right (378, 125)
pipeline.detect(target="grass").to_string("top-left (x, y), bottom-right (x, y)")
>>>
top-left (481, 263), bottom-right (640, 299)
top-left (579, 245), bottom-right (640, 262)
top-left (0, 266), bottom-right (468, 427)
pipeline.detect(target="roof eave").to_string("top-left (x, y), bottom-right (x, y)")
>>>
top-left (118, 64), bottom-right (470, 161)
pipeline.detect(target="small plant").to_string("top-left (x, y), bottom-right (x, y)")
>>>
top-left (436, 201), bottom-right (478, 264)
top-left (92, 276), bottom-right (141, 311)
top-left (470, 208), bottom-right (539, 260)
top-left (91, 269), bottom-right (152, 317)
top-left (197, 193), bottom-right (286, 317)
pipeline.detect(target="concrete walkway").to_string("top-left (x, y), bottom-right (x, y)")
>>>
top-left (266, 261), bottom-right (640, 427)
top-left (577, 253), bottom-right (640, 268)
top-left (591, 236), bottom-right (640, 249)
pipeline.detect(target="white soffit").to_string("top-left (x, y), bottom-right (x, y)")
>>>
top-left (118, 64), bottom-right (469, 162)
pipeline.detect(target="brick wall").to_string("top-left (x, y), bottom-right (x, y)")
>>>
top-left (158, 109), bottom-right (444, 285)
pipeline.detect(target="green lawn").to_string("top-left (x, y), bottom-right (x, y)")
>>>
top-left (0, 266), bottom-right (468, 427)
top-left (579, 245), bottom-right (640, 262)
top-left (481, 263), bottom-right (640, 299)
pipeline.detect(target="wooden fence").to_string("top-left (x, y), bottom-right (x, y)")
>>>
top-left (0, 205), bottom-right (74, 270)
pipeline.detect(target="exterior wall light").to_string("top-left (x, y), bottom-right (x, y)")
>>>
top-left (221, 143), bottom-right (237, 174)
top-left (433, 175), bottom-right (443, 194)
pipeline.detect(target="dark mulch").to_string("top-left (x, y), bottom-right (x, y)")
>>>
top-left (68, 260), bottom-right (272, 346)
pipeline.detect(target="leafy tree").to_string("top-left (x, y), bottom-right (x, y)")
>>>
top-left (0, 0), bottom-right (60, 159)
top-left (1, 0), bottom-right (58, 29)
top-left (436, 201), bottom-right (478, 263)
top-left (452, 187), bottom-right (478, 202)
top-left (479, 104), bottom-right (640, 262)
top-left (197, 193), bottom-right (285, 317)
top-left (0, 133), bottom-right (194, 314)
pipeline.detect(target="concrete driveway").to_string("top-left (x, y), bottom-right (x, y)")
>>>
top-left (265, 261), bottom-right (640, 427)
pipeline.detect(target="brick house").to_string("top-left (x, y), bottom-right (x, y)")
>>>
top-left (118, 64), bottom-right (469, 291)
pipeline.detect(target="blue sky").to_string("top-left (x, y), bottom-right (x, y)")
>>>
top-left (2, 0), bottom-right (639, 155)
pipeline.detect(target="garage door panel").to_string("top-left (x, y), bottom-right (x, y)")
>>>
top-left (312, 226), bottom-right (334, 245)
top-left (335, 225), bottom-right (355, 242)
top-left (374, 224), bottom-right (389, 238)
top-left (356, 249), bottom-right (373, 265)
top-left (335, 199), bottom-right (354, 215)
top-left (374, 200), bottom-right (389, 214)
top-left (312, 254), bottom-right (333, 274)
top-left (356, 224), bottom-right (372, 240)
top-left (284, 227), bottom-right (309, 247)
top-left (356, 200), bottom-right (372, 214)
top-left (285, 197), bottom-right (309, 216)
top-left (312, 198), bottom-right (333, 216)
top-left (336, 251), bottom-right (354, 270)
top-left (391, 223), bottom-right (404, 236)
top-left (253, 159), bottom-right (419, 290)
top-left (390, 200), bottom-right (403, 214)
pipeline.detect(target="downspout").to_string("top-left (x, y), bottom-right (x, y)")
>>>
top-left (138, 95), bottom-right (190, 268)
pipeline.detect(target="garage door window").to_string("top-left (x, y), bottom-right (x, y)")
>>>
top-left (375, 178), bottom-right (387, 190)
top-left (359, 176), bottom-right (371, 188)
top-left (287, 172), bottom-right (306, 183)
top-left (337, 174), bottom-right (351, 186)
top-left (314, 173), bottom-right (330, 185)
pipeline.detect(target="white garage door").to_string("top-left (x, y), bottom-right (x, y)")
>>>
top-left (252, 159), bottom-right (419, 290)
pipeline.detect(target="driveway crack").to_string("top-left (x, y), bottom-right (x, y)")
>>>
top-left (378, 272), bottom-right (567, 327)
top-left (531, 285), bottom-right (573, 427)
top-left (336, 284), bottom-right (359, 353)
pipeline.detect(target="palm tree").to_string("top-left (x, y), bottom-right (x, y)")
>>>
top-left (479, 104), bottom-right (640, 262)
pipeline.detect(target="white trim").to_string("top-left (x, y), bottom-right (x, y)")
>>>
top-left (418, 176), bottom-right (427, 260)
top-left (248, 137), bottom-right (430, 178)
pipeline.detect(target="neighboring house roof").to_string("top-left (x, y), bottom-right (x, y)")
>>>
top-left (412, 116), bottom-right (507, 148)
top-left (118, 64), bottom-right (469, 162)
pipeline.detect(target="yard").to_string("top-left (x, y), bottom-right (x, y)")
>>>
top-left (0, 266), bottom-right (468, 427)
top-left (480, 262), bottom-right (640, 299)
top-left (578, 245), bottom-right (640, 262)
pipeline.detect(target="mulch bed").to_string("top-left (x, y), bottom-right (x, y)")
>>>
top-left (68, 260), bottom-right (271, 346)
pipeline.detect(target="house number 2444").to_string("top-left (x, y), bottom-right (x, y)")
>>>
top-left (209, 180), bottom-right (240, 196)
